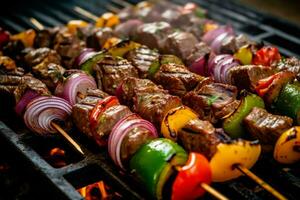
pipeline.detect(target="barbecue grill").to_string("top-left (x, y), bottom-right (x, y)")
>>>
top-left (0, 0), bottom-right (299, 199)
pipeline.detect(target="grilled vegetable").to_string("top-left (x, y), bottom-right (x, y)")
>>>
top-left (223, 92), bottom-right (265, 138)
top-left (10, 29), bottom-right (36, 47)
top-left (67, 20), bottom-right (89, 34)
top-left (210, 140), bottom-right (261, 182)
top-left (234, 45), bottom-right (252, 65)
top-left (274, 83), bottom-right (300, 124)
top-left (161, 106), bottom-right (198, 140)
top-left (95, 12), bottom-right (120, 28)
top-left (274, 127), bottom-right (300, 164)
top-left (108, 39), bottom-right (141, 57)
top-left (130, 138), bottom-right (188, 199)
top-left (172, 153), bottom-right (211, 200)
top-left (80, 51), bottom-right (106, 74)
top-left (252, 46), bottom-right (281, 66)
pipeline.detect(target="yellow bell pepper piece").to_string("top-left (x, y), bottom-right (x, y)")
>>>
top-left (11, 29), bottom-right (36, 47)
top-left (67, 20), bottom-right (89, 34)
top-left (210, 140), bottom-right (261, 182)
top-left (103, 37), bottom-right (122, 49)
top-left (161, 106), bottom-right (198, 141)
top-left (108, 40), bottom-right (141, 58)
top-left (203, 22), bottom-right (219, 34)
top-left (95, 12), bottom-right (120, 28)
top-left (234, 45), bottom-right (253, 65)
top-left (274, 126), bottom-right (300, 164)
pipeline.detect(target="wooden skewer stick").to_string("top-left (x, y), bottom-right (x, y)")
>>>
top-left (29, 17), bottom-right (85, 156)
top-left (236, 165), bottom-right (287, 200)
top-left (105, 4), bottom-right (121, 13)
top-left (51, 122), bottom-right (85, 155)
top-left (111, 0), bottom-right (132, 7)
top-left (29, 17), bottom-right (44, 30)
top-left (74, 6), bottom-right (98, 21)
top-left (201, 183), bottom-right (229, 200)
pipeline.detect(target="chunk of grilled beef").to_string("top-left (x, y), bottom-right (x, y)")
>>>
top-left (178, 118), bottom-right (220, 159)
top-left (277, 57), bottom-right (300, 81)
top-left (153, 63), bottom-right (204, 97)
top-left (183, 83), bottom-right (238, 123)
top-left (54, 29), bottom-right (86, 68)
top-left (135, 22), bottom-right (173, 50)
top-left (125, 45), bottom-right (159, 78)
top-left (94, 55), bottom-right (139, 94)
top-left (185, 42), bottom-right (211, 67)
top-left (244, 107), bottom-right (293, 145)
top-left (34, 27), bottom-right (59, 48)
top-left (24, 48), bottom-right (64, 91)
top-left (81, 27), bottom-right (116, 50)
top-left (94, 105), bottom-right (132, 146)
top-left (229, 65), bottom-right (274, 92)
top-left (121, 124), bottom-right (156, 166)
top-left (163, 31), bottom-right (199, 59)
top-left (118, 77), bottom-right (165, 106)
top-left (2, 40), bottom-right (25, 62)
top-left (72, 89), bottom-right (109, 138)
top-left (115, 19), bottom-right (144, 39)
top-left (133, 91), bottom-right (182, 129)
top-left (220, 34), bottom-right (256, 54)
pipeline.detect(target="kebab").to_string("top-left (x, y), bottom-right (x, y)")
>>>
top-left (0, 10), bottom-right (296, 199)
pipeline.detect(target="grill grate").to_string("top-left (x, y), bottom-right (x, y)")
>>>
top-left (0, 0), bottom-right (300, 199)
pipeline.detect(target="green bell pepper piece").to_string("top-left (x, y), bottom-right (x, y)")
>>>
top-left (148, 55), bottom-right (183, 78)
top-left (129, 138), bottom-right (187, 198)
top-left (275, 83), bottom-right (300, 125)
top-left (81, 51), bottom-right (106, 75)
top-left (223, 92), bottom-right (265, 139)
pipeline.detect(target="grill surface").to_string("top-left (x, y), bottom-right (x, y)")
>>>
top-left (0, 0), bottom-right (300, 199)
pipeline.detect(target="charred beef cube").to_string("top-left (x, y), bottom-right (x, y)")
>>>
top-left (229, 65), bottom-right (274, 92)
top-left (95, 105), bottom-right (132, 146)
top-left (121, 126), bottom-right (157, 166)
top-left (119, 77), bottom-right (165, 106)
top-left (94, 55), bottom-right (138, 95)
top-left (135, 22), bottom-right (173, 50)
top-left (183, 83), bottom-right (238, 123)
top-left (126, 45), bottom-right (159, 78)
top-left (24, 47), bottom-right (61, 67)
top-left (153, 63), bottom-right (204, 97)
top-left (163, 31), bottom-right (199, 59)
top-left (185, 42), bottom-right (211, 67)
top-left (277, 57), bottom-right (300, 80)
top-left (84, 27), bottom-right (116, 50)
top-left (24, 48), bottom-right (64, 91)
top-left (133, 91), bottom-right (182, 129)
top-left (244, 107), bottom-right (293, 145)
top-left (34, 27), bottom-right (59, 48)
top-left (54, 29), bottom-right (86, 68)
top-left (178, 118), bottom-right (220, 159)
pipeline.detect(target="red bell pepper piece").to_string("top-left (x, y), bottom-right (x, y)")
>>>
top-left (256, 73), bottom-right (279, 97)
top-left (172, 153), bottom-right (212, 200)
top-left (89, 96), bottom-right (119, 134)
top-left (252, 46), bottom-right (281, 66)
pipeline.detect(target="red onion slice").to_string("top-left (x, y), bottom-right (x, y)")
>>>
top-left (74, 48), bottom-right (96, 67)
top-left (15, 90), bottom-right (40, 116)
top-left (202, 25), bottom-right (234, 45)
top-left (188, 56), bottom-right (207, 76)
top-left (208, 54), bottom-right (229, 78)
top-left (108, 114), bottom-right (158, 169)
top-left (55, 72), bottom-right (97, 105)
top-left (23, 96), bottom-right (72, 135)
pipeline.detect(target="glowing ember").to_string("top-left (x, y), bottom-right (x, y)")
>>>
top-left (78, 181), bottom-right (122, 200)
top-left (48, 147), bottom-right (67, 168)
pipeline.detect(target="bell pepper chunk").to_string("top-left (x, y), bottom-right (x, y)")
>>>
top-left (67, 20), bottom-right (89, 34)
top-left (234, 45), bottom-right (253, 65)
top-left (108, 39), bottom-right (141, 58)
top-left (11, 29), bottom-right (36, 47)
top-left (81, 51), bottom-right (106, 75)
top-left (130, 138), bottom-right (187, 198)
top-left (172, 153), bottom-right (212, 200)
top-left (274, 126), bottom-right (300, 164)
top-left (223, 92), bottom-right (265, 138)
top-left (210, 140), bottom-right (261, 182)
top-left (161, 106), bottom-right (198, 141)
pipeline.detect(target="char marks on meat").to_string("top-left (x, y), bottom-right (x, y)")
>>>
top-left (277, 57), bottom-right (300, 81)
top-left (244, 107), bottom-right (293, 145)
top-left (178, 118), bottom-right (220, 159)
top-left (229, 65), bottom-right (274, 92)
top-left (153, 63), bottom-right (204, 96)
top-left (183, 83), bottom-right (238, 123)
top-left (34, 27), bottom-right (59, 48)
top-left (94, 55), bottom-right (139, 95)
top-left (126, 45), bottom-right (159, 78)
